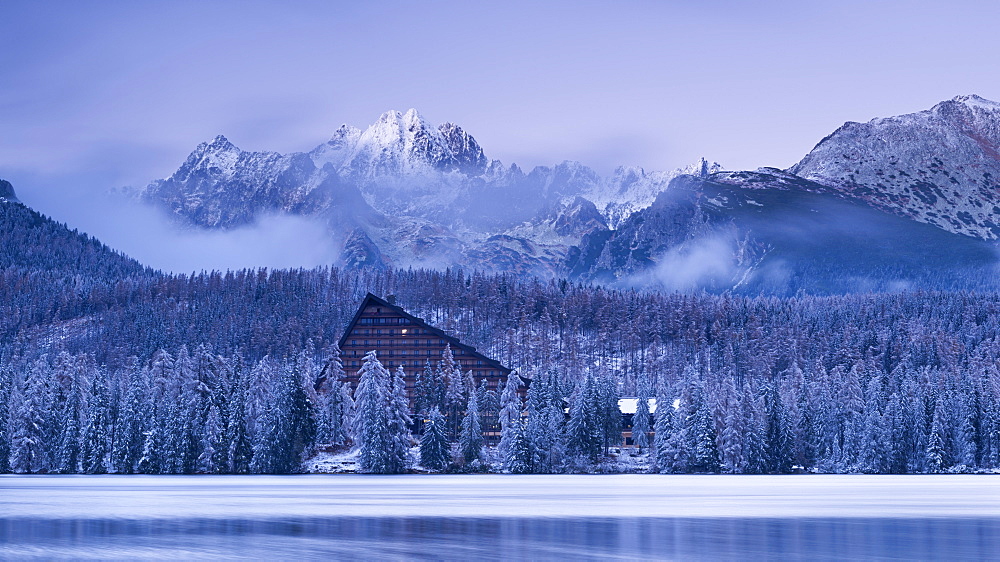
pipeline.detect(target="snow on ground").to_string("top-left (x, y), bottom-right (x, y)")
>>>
top-left (2, 474), bottom-right (999, 520)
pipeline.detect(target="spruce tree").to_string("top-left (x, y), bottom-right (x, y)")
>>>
top-left (926, 397), bottom-right (948, 473)
top-left (653, 379), bottom-right (674, 473)
top-left (632, 374), bottom-right (652, 452)
top-left (8, 359), bottom-right (51, 474)
top-left (566, 372), bottom-right (601, 462)
top-left (386, 366), bottom-right (412, 473)
top-left (504, 420), bottom-right (531, 474)
top-left (420, 407), bottom-right (450, 470)
top-left (497, 375), bottom-right (522, 458)
top-left (459, 386), bottom-right (484, 465)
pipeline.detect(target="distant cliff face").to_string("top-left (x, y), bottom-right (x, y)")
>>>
top-left (791, 95), bottom-right (1000, 239)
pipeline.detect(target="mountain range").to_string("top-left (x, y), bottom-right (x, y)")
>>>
top-left (139, 108), bottom-right (719, 277)
top-left (14, 94), bottom-right (997, 293)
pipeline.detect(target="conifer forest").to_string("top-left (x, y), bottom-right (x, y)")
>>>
top-left (3, 203), bottom-right (1000, 475)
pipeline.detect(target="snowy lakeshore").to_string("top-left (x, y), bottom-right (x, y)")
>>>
top-left (3, 474), bottom-right (999, 520)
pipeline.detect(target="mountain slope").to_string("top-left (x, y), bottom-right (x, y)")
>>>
top-left (568, 170), bottom-right (1000, 294)
top-left (791, 95), bottom-right (1000, 239)
top-left (1, 181), bottom-right (147, 278)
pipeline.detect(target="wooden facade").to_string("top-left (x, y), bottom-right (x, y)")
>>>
top-left (338, 293), bottom-right (513, 401)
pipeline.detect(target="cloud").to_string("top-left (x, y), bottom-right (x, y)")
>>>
top-left (3, 169), bottom-right (342, 273)
top-left (627, 234), bottom-right (741, 291)
top-left (92, 201), bottom-right (343, 273)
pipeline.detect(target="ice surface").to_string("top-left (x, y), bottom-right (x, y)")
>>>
top-left (2, 474), bottom-right (998, 520)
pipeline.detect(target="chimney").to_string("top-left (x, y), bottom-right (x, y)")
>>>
top-left (387, 294), bottom-right (396, 305)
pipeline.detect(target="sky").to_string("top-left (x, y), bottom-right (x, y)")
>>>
top-left (2, 0), bottom-right (1000, 271)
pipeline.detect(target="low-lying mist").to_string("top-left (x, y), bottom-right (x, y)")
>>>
top-left (7, 171), bottom-right (341, 273)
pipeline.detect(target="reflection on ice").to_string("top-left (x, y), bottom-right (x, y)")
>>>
top-left (2, 475), bottom-right (1000, 559)
top-left (2, 516), bottom-right (1000, 560)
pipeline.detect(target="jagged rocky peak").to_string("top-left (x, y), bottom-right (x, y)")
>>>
top-left (341, 108), bottom-right (490, 177)
top-left (0, 179), bottom-right (19, 203)
top-left (789, 94), bottom-right (1000, 239)
top-left (311, 124), bottom-right (362, 169)
top-left (437, 122), bottom-right (487, 175)
top-left (172, 134), bottom-right (244, 180)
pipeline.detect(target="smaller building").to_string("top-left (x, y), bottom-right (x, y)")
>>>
top-left (619, 397), bottom-right (658, 447)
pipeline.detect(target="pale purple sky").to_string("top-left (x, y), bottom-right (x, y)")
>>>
top-left (2, 0), bottom-right (999, 270)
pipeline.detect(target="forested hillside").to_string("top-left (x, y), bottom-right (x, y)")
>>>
top-left (2, 196), bottom-right (1000, 474)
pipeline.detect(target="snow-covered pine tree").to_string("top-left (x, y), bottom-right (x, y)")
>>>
top-left (719, 378), bottom-right (744, 473)
top-left (596, 371), bottom-right (621, 454)
top-left (779, 360), bottom-right (807, 468)
top-left (81, 374), bottom-right (113, 474)
top-left (764, 383), bottom-right (792, 473)
top-left (386, 365), bottom-right (412, 474)
top-left (171, 345), bottom-right (199, 474)
top-left (317, 377), bottom-right (353, 449)
top-left (504, 419), bottom-right (531, 474)
top-left (632, 374), bottom-right (652, 452)
top-left (8, 358), bottom-right (51, 474)
top-left (497, 374), bottom-right (522, 458)
top-left (926, 396), bottom-right (949, 473)
top-left (459, 384), bottom-right (484, 465)
top-left (526, 369), bottom-right (565, 473)
top-left (482, 382), bottom-right (500, 438)
top-left (225, 354), bottom-right (253, 474)
top-left (0, 365), bottom-right (12, 474)
top-left (111, 357), bottom-right (147, 473)
top-left (53, 352), bottom-right (86, 474)
top-left (653, 379), bottom-right (675, 473)
top-left (566, 371), bottom-right (601, 462)
top-left (249, 357), bottom-right (280, 474)
top-left (197, 399), bottom-right (224, 473)
top-left (354, 351), bottom-right (393, 474)
top-left (690, 397), bottom-right (720, 473)
top-left (740, 383), bottom-right (767, 474)
top-left (442, 346), bottom-right (465, 439)
top-left (420, 407), bottom-right (450, 470)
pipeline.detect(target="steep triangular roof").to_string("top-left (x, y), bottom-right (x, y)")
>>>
top-left (339, 293), bottom-right (512, 374)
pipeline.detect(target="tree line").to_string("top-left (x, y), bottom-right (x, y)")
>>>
top-left (3, 334), bottom-right (999, 474)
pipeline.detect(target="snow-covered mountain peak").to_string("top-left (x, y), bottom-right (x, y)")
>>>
top-left (311, 125), bottom-right (362, 169)
top-left (176, 135), bottom-right (244, 180)
top-left (942, 94), bottom-right (1000, 112)
top-left (402, 107), bottom-right (429, 128)
top-left (201, 135), bottom-right (238, 153)
top-left (329, 124), bottom-right (362, 143)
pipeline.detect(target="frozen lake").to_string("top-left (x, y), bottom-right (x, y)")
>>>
top-left (2, 474), bottom-right (999, 559)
